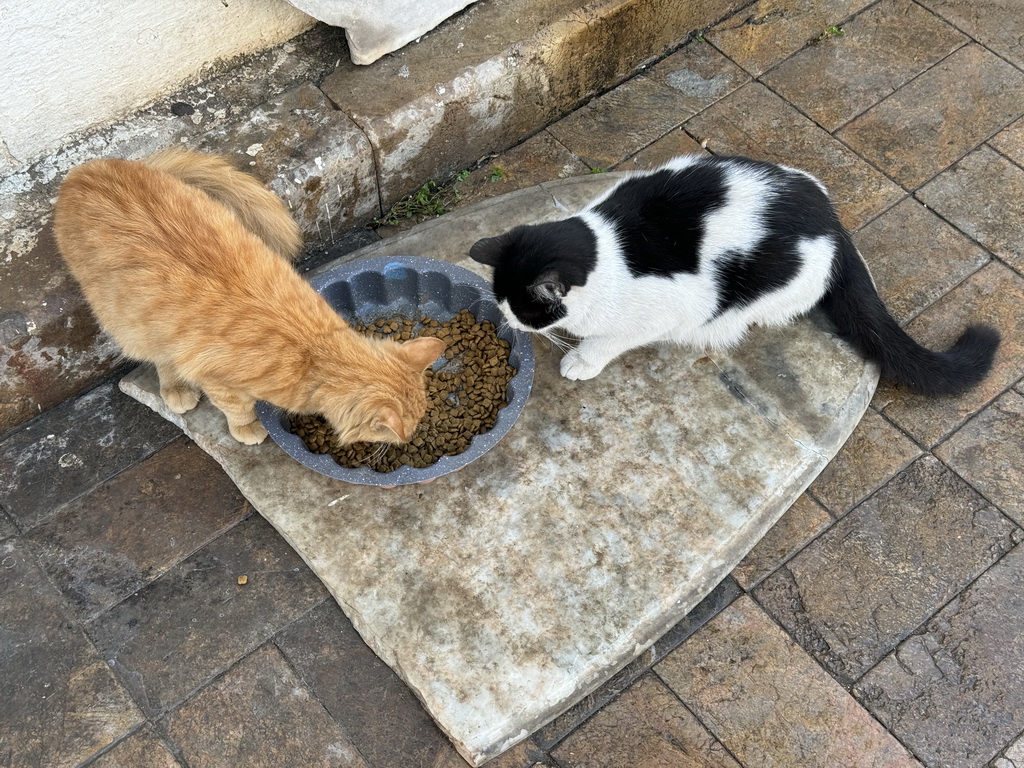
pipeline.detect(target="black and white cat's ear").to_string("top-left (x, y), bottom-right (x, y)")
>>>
top-left (469, 235), bottom-right (506, 266)
top-left (529, 270), bottom-right (568, 305)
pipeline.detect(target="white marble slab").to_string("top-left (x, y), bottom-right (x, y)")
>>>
top-left (121, 175), bottom-right (878, 765)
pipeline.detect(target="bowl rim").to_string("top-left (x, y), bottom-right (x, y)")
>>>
top-left (256, 255), bottom-right (534, 486)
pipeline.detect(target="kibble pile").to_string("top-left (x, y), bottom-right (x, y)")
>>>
top-left (288, 309), bottom-right (517, 473)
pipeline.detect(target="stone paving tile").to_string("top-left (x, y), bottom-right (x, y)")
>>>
top-left (547, 75), bottom-right (700, 171)
top-left (87, 515), bottom-right (329, 717)
top-left (644, 40), bottom-right (752, 117)
top-left (708, 0), bottom-right (876, 77)
top-left (86, 726), bottom-right (181, 768)
top-left (684, 82), bottom-right (904, 230)
top-left (0, 508), bottom-right (16, 541)
top-left (0, 538), bottom-right (142, 767)
top-left (856, 544), bottom-right (1024, 767)
top-left (493, 577), bottom-right (740, 752)
top-left (474, 739), bottom-right (550, 768)
top-left (0, 378), bottom-right (180, 532)
top-left (373, 131), bottom-right (590, 240)
top-left (534, 653), bottom-right (653, 752)
top-left (919, 0), bottom-right (1024, 70)
top-left (552, 674), bottom-right (741, 768)
top-left (165, 644), bottom-right (367, 767)
top-left (917, 145), bottom-right (1024, 274)
top-left (274, 599), bottom-right (461, 768)
top-left (756, 455), bottom-right (1021, 684)
top-left (658, 595), bottom-right (921, 768)
top-left (547, 39), bottom-right (749, 171)
top-left (0, 223), bottom-right (124, 437)
top-left (453, 131), bottom-right (590, 210)
top-left (936, 389), bottom-right (1024, 527)
top-left (26, 439), bottom-right (248, 621)
top-left (613, 128), bottom-right (709, 171)
top-left (876, 262), bottom-right (1024, 447)
top-left (990, 116), bottom-right (1024, 166)
top-left (731, 493), bottom-right (833, 591)
top-left (648, 577), bottom-right (744, 665)
top-left (993, 732), bottom-right (1024, 768)
top-left (853, 197), bottom-right (990, 326)
top-left (837, 44), bottom-right (1024, 189)
top-left (809, 409), bottom-right (922, 516)
top-left (762, 0), bottom-right (965, 132)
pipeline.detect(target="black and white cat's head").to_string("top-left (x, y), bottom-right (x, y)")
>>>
top-left (469, 217), bottom-right (598, 332)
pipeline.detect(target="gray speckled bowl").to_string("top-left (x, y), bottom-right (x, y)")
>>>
top-left (256, 255), bottom-right (534, 486)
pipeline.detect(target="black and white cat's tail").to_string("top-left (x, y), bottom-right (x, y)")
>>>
top-left (818, 233), bottom-right (1000, 397)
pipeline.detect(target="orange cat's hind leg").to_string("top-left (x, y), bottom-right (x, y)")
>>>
top-left (156, 363), bottom-right (202, 414)
top-left (202, 384), bottom-right (268, 445)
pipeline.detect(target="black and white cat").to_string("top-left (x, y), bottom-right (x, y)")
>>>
top-left (469, 154), bottom-right (999, 396)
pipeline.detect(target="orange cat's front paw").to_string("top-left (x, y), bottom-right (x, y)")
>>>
top-left (230, 419), bottom-right (268, 445)
top-left (162, 384), bottom-right (201, 414)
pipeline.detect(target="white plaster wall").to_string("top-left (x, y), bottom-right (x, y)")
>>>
top-left (0, 0), bottom-right (316, 174)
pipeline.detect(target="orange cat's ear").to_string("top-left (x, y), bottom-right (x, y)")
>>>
top-left (377, 407), bottom-right (408, 442)
top-left (401, 336), bottom-right (446, 371)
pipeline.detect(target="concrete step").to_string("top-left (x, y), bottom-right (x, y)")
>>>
top-left (0, 0), bottom-right (745, 436)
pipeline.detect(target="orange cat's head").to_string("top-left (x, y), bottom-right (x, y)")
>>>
top-left (313, 335), bottom-right (446, 446)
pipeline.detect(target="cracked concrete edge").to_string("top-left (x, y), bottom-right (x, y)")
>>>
top-left (0, 0), bottom-right (739, 254)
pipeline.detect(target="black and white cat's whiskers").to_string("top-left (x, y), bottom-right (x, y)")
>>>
top-left (537, 328), bottom-right (574, 354)
top-left (470, 154), bottom-right (999, 397)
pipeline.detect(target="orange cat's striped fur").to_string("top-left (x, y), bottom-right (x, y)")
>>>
top-left (54, 149), bottom-right (445, 445)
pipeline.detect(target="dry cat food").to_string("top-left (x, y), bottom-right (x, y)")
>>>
top-left (288, 309), bottom-right (517, 472)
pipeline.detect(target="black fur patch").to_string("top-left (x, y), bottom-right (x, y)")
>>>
top-left (593, 165), bottom-right (727, 276)
top-left (817, 230), bottom-right (1001, 396)
top-left (713, 243), bottom-right (802, 314)
top-left (712, 162), bottom-right (836, 314)
top-left (482, 218), bottom-right (598, 329)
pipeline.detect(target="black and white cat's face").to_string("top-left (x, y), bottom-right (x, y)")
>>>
top-left (469, 218), bottom-right (597, 332)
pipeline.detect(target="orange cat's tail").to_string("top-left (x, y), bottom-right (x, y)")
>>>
top-left (143, 147), bottom-right (303, 261)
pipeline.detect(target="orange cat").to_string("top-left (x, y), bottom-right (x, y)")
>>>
top-left (54, 149), bottom-right (445, 446)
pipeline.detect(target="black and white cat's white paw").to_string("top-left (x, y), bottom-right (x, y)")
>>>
top-left (560, 349), bottom-right (609, 380)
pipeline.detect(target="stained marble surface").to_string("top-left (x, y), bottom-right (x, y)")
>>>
top-left (120, 174), bottom-right (877, 765)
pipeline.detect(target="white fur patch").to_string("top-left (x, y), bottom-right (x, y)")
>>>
top-left (684, 233), bottom-right (834, 349)
top-left (700, 163), bottom-right (772, 259)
